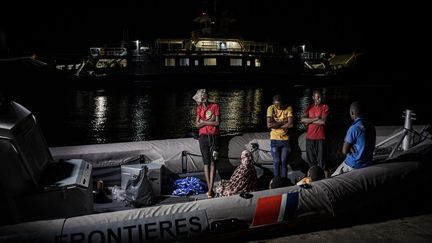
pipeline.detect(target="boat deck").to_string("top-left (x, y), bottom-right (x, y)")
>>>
top-left (94, 194), bottom-right (207, 214)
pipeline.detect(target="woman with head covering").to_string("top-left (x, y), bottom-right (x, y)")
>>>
top-left (215, 150), bottom-right (257, 197)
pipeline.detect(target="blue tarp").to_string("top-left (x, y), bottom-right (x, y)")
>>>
top-left (171, 177), bottom-right (207, 196)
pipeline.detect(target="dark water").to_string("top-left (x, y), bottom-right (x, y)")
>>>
top-left (11, 81), bottom-right (428, 147)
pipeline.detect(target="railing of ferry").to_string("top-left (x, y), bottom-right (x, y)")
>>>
top-left (157, 47), bottom-right (288, 55)
top-left (90, 47), bottom-right (127, 57)
top-left (242, 41), bottom-right (279, 53)
top-left (158, 49), bottom-right (284, 58)
top-left (301, 52), bottom-right (327, 60)
top-left (105, 48), bottom-right (127, 56)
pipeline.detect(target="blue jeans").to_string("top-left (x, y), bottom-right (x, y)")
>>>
top-left (270, 140), bottom-right (291, 178)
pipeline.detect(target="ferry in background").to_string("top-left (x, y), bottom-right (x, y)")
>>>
top-left (55, 13), bottom-right (360, 80)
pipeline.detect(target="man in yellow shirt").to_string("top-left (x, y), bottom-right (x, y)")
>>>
top-left (266, 95), bottom-right (293, 187)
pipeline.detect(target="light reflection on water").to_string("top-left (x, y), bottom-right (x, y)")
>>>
top-left (43, 84), bottom-right (429, 146)
top-left (218, 89), bottom-right (264, 132)
top-left (62, 87), bottom-right (267, 145)
top-left (93, 96), bottom-right (108, 135)
top-left (131, 95), bottom-right (150, 141)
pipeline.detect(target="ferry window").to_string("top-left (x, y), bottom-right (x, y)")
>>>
top-left (171, 43), bottom-right (183, 50)
top-left (194, 60), bottom-right (199, 66)
top-left (165, 58), bottom-right (176, 66)
top-left (179, 58), bottom-right (190, 66)
top-left (204, 58), bottom-right (217, 66)
top-left (227, 41), bottom-right (242, 50)
top-left (160, 43), bottom-right (169, 50)
top-left (199, 41), bottom-right (218, 50)
top-left (230, 58), bottom-right (242, 66)
top-left (268, 46), bottom-right (274, 53)
top-left (246, 60), bottom-right (251, 66)
top-left (255, 59), bottom-right (261, 67)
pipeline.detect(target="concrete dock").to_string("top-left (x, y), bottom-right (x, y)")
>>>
top-left (198, 196), bottom-right (432, 243)
top-left (250, 213), bottom-right (432, 242)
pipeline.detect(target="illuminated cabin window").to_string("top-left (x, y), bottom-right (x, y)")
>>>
top-left (230, 58), bottom-right (242, 66)
top-left (227, 41), bottom-right (242, 50)
top-left (246, 60), bottom-right (251, 66)
top-left (194, 60), bottom-right (199, 66)
top-left (200, 41), bottom-right (218, 50)
top-left (179, 58), bottom-right (189, 66)
top-left (255, 59), bottom-right (261, 67)
top-left (164, 58), bottom-right (176, 66)
top-left (196, 40), bottom-right (242, 51)
top-left (204, 58), bottom-right (217, 66)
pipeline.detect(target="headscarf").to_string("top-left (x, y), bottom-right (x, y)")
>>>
top-left (215, 150), bottom-right (257, 197)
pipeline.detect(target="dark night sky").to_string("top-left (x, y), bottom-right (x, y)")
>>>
top-left (1, 0), bottom-right (430, 74)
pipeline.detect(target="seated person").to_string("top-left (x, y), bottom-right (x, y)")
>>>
top-left (296, 165), bottom-right (325, 185)
top-left (269, 176), bottom-right (293, 189)
top-left (215, 150), bottom-right (257, 197)
top-left (331, 101), bottom-right (376, 176)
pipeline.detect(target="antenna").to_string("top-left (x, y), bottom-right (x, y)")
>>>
top-left (213, 0), bottom-right (217, 14)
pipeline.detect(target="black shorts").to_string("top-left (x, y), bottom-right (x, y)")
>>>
top-left (199, 135), bottom-right (219, 165)
top-left (306, 139), bottom-right (327, 169)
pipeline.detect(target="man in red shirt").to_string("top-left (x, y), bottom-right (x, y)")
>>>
top-left (301, 90), bottom-right (329, 177)
top-left (193, 89), bottom-right (220, 198)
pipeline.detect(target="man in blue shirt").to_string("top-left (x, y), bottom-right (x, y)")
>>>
top-left (332, 101), bottom-right (376, 176)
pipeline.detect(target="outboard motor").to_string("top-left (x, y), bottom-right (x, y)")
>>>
top-left (0, 101), bottom-right (92, 225)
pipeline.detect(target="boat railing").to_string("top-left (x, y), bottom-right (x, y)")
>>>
top-left (90, 47), bottom-right (128, 57)
top-left (158, 49), bottom-right (280, 57)
top-left (301, 52), bottom-right (327, 60)
top-left (106, 48), bottom-right (127, 57)
top-left (191, 47), bottom-right (243, 52)
top-left (374, 110), bottom-right (432, 160)
top-left (157, 46), bottom-right (284, 55)
top-left (155, 39), bottom-right (186, 51)
top-left (242, 41), bottom-right (279, 53)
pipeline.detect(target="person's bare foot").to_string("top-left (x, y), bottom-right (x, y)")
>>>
top-left (206, 190), bottom-right (215, 198)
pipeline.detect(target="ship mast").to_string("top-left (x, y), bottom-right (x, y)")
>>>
top-left (193, 0), bottom-right (239, 39)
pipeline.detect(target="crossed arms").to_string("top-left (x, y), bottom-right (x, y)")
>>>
top-left (301, 115), bottom-right (326, 125)
top-left (196, 115), bottom-right (220, 128)
top-left (267, 116), bottom-right (293, 130)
